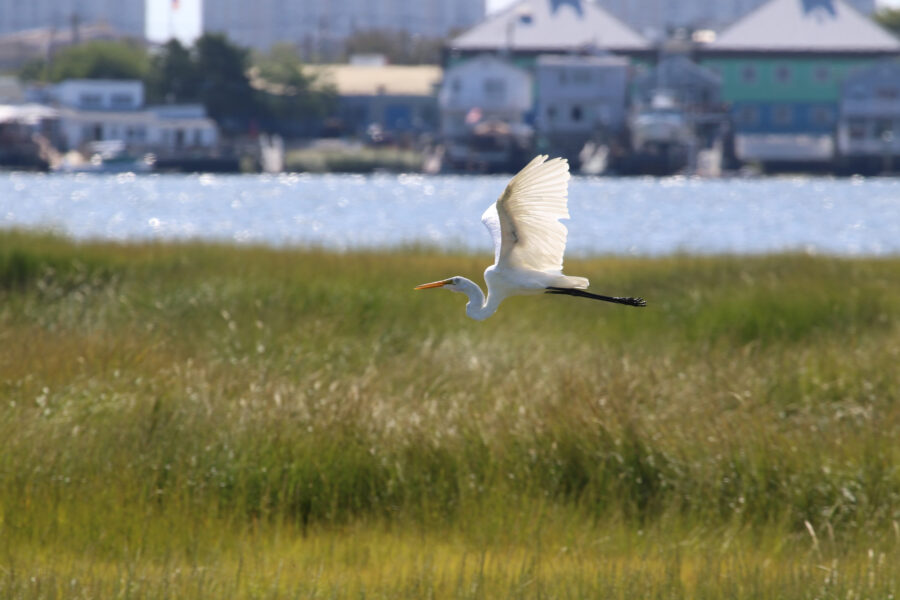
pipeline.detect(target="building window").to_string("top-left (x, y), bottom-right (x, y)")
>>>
top-left (484, 78), bottom-right (506, 101)
top-left (847, 85), bottom-right (866, 100)
top-left (774, 64), bottom-right (792, 84)
top-left (736, 105), bottom-right (760, 126)
top-left (547, 106), bottom-right (557, 121)
top-left (848, 118), bottom-right (866, 140)
top-left (573, 69), bottom-right (590, 84)
top-left (111, 93), bottom-right (134, 109)
top-left (79, 93), bottom-right (102, 109)
top-left (875, 119), bottom-right (894, 141)
top-left (558, 70), bottom-right (568, 85)
top-left (451, 78), bottom-right (461, 93)
top-left (597, 104), bottom-right (610, 125)
top-left (571, 105), bottom-right (583, 122)
top-left (740, 65), bottom-right (757, 84)
top-left (814, 65), bottom-right (830, 83)
top-left (811, 106), bottom-right (834, 127)
top-left (876, 87), bottom-right (899, 101)
top-left (772, 105), bottom-right (793, 126)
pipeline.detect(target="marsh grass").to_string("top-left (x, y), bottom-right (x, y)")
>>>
top-left (1, 231), bottom-right (899, 598)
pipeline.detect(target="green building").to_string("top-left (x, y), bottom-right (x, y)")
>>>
top-left (698, 0), bottom-right (900, 166)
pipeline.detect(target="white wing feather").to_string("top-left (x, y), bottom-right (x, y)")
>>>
top-left (481, 155), bottom-right (572, 273)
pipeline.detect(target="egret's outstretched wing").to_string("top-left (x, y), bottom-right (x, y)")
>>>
top-left (480, 155), bottom-right (571, 272)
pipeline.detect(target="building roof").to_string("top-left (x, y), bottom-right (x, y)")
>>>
top-left (306, 65), bottom-right (443, 97)
top-left (708, 0), bottom-right (900, 53)
top-left (449, 0), bottom-right (651, 53)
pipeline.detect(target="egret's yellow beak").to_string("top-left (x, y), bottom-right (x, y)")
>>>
top-left (414, 279), bottom-right (452, 290)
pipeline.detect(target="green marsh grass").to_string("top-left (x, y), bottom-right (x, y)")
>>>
top-left (1, 231), bottom-right (899, 598)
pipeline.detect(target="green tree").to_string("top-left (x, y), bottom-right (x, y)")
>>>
top-left (252, 43), bottom-right (336, 120)
top-left (20, 40), bottom-right (151, 82)
top-left (875, 8), bottom-right (900, 38)
top-left (194, 33), bottom-right (258, 127)
top-left (146, 39), bottom-right (200, 104)
top-left (17, 57), bottom-right (49, 82)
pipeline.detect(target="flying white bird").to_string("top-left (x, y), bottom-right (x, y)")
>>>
top-left (415, 155), bottom-right (645, 320)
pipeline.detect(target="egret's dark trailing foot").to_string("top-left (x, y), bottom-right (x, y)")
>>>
top-left (415, 155), bottom-right (646, 319)
top-left (545, 287), bottom-right (647, 307)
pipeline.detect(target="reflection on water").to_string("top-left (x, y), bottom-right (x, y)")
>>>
top-left (2, 171), bottom-right (899, 256)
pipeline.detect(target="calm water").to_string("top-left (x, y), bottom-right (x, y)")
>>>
top-left (2, 171), bottom-right (899, 256)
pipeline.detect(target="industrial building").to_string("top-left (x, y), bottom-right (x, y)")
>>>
top-left (202, 0), bottom-right (485, 52)
top-left (0, 0), bottom-right (145, 38)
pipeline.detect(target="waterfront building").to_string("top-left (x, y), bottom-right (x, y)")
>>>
top-left (439, 54), bottom-right (532, 138)
top-left (534, 54), bottom-right (629, 158)
top-left (698, 0), bottom-right (900, 167)
top-left (633, 55), bottom-right (722, 112)
top-left (306, 63), bottom-right (442, 136)
top-left (837, 59), bottom-right (900, 172)
top-left (633, 54), bottom-right (725, 145)
top-left (49, 79), bottom-right (217, 153)
top-left (448, 0), bottom-right (651, 60)
top-left (594, 0), bottom-right (875, 40)
top-left (438, 54), bottom-right (534, 170)
top-left (202, 0), bottom-right (485, 53)
top-left (445, 0), bottom-right (650, 166)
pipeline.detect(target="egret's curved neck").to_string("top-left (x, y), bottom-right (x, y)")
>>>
top-left (455, 277), bottom-right (498, 321)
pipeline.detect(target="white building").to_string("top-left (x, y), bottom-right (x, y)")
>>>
top-left (0, 0), bottom-right (145, 39)
top-left (203, 0), bottom-right (485, 52)
top-left (438, 54), bottom-right (532, 138)
top-left (838, 60), bottom-right (900, 162)
top-left (535, 54), bottom-right (628, 135)
top-left (53, 79), bottom-right (144, 111)
top-left (595, 0), bottom-right (875, 39)
top-left (50, 80), bottom-right (217, 153)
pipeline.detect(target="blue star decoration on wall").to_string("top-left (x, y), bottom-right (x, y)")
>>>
top-left (802, 0), bottom-right (836, 16)
top-left (550, 0), bottom-right (584, 18)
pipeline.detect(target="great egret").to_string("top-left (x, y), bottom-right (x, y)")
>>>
top-left (415, 155), bottom-right (645, 320)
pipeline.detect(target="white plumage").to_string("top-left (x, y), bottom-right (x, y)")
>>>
top-left (416, 155), bottom-right (645, 320)
top-left (483, 155), bottom-right (577, 276)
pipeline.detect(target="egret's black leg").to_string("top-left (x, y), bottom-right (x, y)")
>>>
top-left (545, 287), bottom-right (646, 307)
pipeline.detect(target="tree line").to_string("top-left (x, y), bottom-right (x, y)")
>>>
top-left (18, 34), bottom-right (337, 135)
